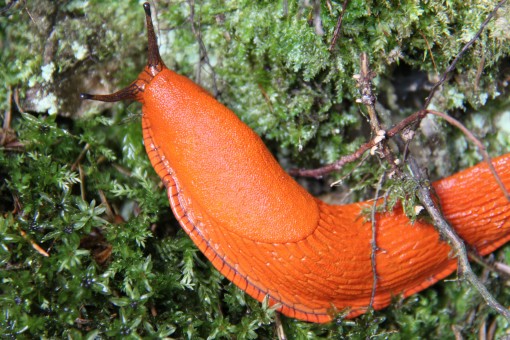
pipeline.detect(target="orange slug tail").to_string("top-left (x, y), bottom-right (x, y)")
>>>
top-left (80, 2), bottom-right (165, 103)
top-left (145, 109), bottom-right (510, 323)
top-left (433, 153), bottom-right (510, 256)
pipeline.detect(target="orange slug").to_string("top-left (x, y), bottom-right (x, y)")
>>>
top-left (81, 3), bottom-right (510, 323)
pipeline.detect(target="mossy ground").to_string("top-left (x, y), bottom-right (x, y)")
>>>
top-left (1, 0), bottom-right (510, 338)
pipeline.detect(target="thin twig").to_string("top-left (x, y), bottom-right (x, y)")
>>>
top-left (258, 84), bottom-right (274, 113)
top-left (312, 0), bottom-right (324, 36)
top-left (290, 1), bottom-right (510, 323)
top-left (422, 0), bottom-right (507, 109)
top-left (0, 0), bottom-right (17, 15)
top-left (98, 189), bottom-right (115, 221)
top-left (369, 171), bottom-right (385, 309)
top-left (452, 325), bottom-right (463, 340)
top-left (356, 54), bottom-right (402, 312)
top-left (487, 318), bottom-right (498, 340)
top-left (468, 250), bottom-right (510, 278)
top-left (274, 313), bottom-right (287, 340)
top-left (71, 143), bottom-right (90, 171)
top-left (329, 153), bottom-right (370, 187)
top-left (19, 229), bottom-right (49, 257)
top-left (289, 110), bottom-right (427, 178)
top-left (1, 86), bottom-right (13, 146)
top-left (328, 0), bottom-right (349, 51)
top-left (426, 109), bottom-right (510, 201)
top-left (479, 316), bottom-right (488, 340)
top-left (418, 30), bottom-right (438, 75)
top-left (356, 53), bottom-right (401, 172)
top-left (79, 164), bottom-right (86, 202)
top-left (289, 140), bottom-right (373, 178)
top-left (408, 157), bottom-right (510, 323)
top-left (187, 0), bottom-right (218, 96)
top-left (474, 51), bottom-right (486, 92)
top-left (357, 53), bottom-right (380, 132)
top-left (308, 0), bottom-right (504, 171)
top-left (494, 262), bottom-right (510, 277)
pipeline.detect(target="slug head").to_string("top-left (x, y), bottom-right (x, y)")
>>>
top-left (80, 2), bottom-right (165, 103)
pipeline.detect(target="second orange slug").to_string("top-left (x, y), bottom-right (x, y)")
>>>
top-left (81, 3), bottom-right (510, 323)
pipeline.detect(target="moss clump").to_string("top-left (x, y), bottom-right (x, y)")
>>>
top-left (1, 0), bottom-right (509, 338)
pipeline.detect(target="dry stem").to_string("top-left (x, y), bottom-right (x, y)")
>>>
top-left (422, 0), bottom-right (507, 109)
top-left (291, 0), bottom-right (510, 323)
top-left (369, 171), bottom-right (385, 309)
top-left (187, 0), bottom-right (218, 96)
top-left (408, 157), bottom-right (510, 322)
top-left (328, 0), bottom-right (350, 51)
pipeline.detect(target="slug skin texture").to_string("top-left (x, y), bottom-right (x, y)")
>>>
top-left (82, 3), bottom-right (510, 323)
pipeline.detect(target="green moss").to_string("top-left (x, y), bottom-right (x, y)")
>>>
top-left (1, 0), bottom-right (510, 338)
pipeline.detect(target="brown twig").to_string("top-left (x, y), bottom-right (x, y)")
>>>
top-left (258, 84), bottom-right (274, 113)
top-left (293, 0), bottom-right (504, 177)
top-left (474, 50), bottom-right (486, 93)
top-left (78, 164), bottom-right (86, 202)
top-left (479, 317), bottom-right (488, 340)
top-left (0, 86), bottom-right (21, 150)
top-left (418, 30), bottom-right (438, 75)
top-left (356, 53), bottom-right (400, 172)
top-left (354, 54), bottom-right (401, 313)
top-left (426, 109), bottom-right (510, 201)
top-left (0, 0), bottom-right (17, 15)
top-left (312, 0), bottom-right (324, 36)
top-left (274, 313), bottom-right (287, 340)
top-left (487, 318), bottom-right (498, 340)
top-left (291, 0), bottom-right (510, 323)
top-left (356, 53), bottom-right (380, 132)
top-left (468, 250), bottom-right (510, 278)
top-left (289, 136), bottom-right (372, 178)
top-left (71, 143), bottom-right (90, 171)
top-left (289, 110), bottom-right (428, 178)
top-left (98, 189), bottom-right (115, 221)
top-left (329, 152), bottom-right (370, 187)
top-left (369, 171), bottom-right (385, 309)
top-left (328, 0), bottom-right (349, 51)
top-left (291, 105), bottom-right (510, 204)
top-left (452, 325), bottom-right (463, 340)
top-left (187, 0), bottom-right (219, 96)
top-left (407, 157), bottom-right (510, 322)
top-left (422, 0), bottom-right (507, 110)
top-left (19, 229), bottom-right (50, 257)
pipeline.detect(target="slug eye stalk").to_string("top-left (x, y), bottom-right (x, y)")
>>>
top-left (80, 2), bottom-right (165, 103)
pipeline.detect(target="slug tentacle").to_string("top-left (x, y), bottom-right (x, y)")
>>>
top-left (82, 2), bottom-right (510, 323)
top-left (80, 2), bottom-right (165, 104)
top-left (80, 82), bottom-right (144, 103)
top-left (143, 2), bottom-right (166, 75)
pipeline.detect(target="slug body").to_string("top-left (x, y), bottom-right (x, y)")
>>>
top-left (82, 4), bottom-right (510, 323)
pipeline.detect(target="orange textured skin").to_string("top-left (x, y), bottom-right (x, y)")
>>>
top-left (140, 69), bottom-right (510, 323)
top-left (83, 3), bottom-right (510, 323)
